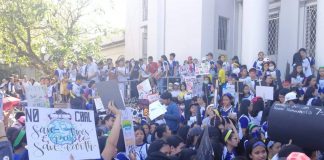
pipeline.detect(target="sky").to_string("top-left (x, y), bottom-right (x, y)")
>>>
top-left (79, 0), bottom-right (126, 38)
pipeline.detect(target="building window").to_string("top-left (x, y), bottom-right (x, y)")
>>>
top-left (218, 16), bottom-right (228, 50)
top-left (142, 26), bottom-right (148, 60)
top-left (268, 13), bottom-right (279, 55)
top-left (142, 0), bottom-right (148, 21)
top-left (305, 4), bottom-right (317, 57)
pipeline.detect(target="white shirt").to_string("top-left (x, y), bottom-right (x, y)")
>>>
top-left (117, 66), bottom-right (129, 82)
top-left (134, 143), bottom-right (150, 160)
top-left (69, 68), bottom-right (77, 82)
top-left (302, 58), bottom-right (312, 77)
top-left (47, 85), bottom-right (53, 98)
top-left (171, 90), bottom-right (181, 98)
top-left (86, 62), bottom-right (99, 82)
top-left (71, 82), bottom-right (83, 97)
top-left (55, 68), bottom-right (65, 81)
top-left (249, 111), bottom-right (263, 126)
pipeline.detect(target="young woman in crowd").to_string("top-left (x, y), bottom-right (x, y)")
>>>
top-left (317, 67), bottom-right (324, 94)
top-left (261, 62), bottom-right (269, 80)
top-left (245, 138), bottom-right (267, 160)
top-left (266, 140), bottom-right (282, 160)
top-left (222, 129), bottom-right (239, 160)
top-left (202, 75), bottom-right (214, 104)
top-left (290, 63), bottom-right (306, 97)
top-left (187, 104), bottom-right (198, 126)
top-left (268, 61), bottom-right (282, 89)
top-left (133, 127), bottom-right (150, 160)
top-left (142, 124), bottom-right (152, 144)
top-left (253, 52), bottom-right (265, 77)
top-left (239, 66), bottom-right (249, 84)
top-left (249, 97), bottom-right (264, 126)
top-left (219, 94), bottom-right (237, 120)
top-left (240, 85), bottom-right (253, 102)
top-left (238, 100), bottom-right (251, 140)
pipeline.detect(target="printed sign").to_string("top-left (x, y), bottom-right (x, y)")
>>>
top-left (25, 107), bottom-right (100, 160)
top-left (149, 101), bottom-right (167, 121)
top-left (184, 76), bottom-right (196, 93)
top-left (192, 77), bottom-right (204, 97)
top-left (25, 85), bottom-right (49, 108)
top-left (122, 107), bottom-right (136, 155)
top-left (137, 79), bottom-right (152, 99)
top-left (195, 63), bottom-right (210, 75)
top-left (147, 93), bottom-right (160, 103)
top-left (94, 97), bottom-right (105, 112)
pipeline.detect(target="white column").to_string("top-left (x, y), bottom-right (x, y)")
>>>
top-left (241, 0), bottom-right (269, 68)
top-left (316, 0), bottom-right (324, 68)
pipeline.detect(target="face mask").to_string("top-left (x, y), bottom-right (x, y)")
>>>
top-left (269, 66), bottom-right (275, 71)
top-left (204, 80), bottom-right (209, 84)
top-left (179, 105), bottom-right (185, 110)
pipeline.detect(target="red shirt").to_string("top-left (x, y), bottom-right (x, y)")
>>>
top-left (147, 62), bottom-right (158, 74)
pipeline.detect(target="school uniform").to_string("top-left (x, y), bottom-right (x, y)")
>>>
top-left (238, 114), bottom-right (250, 139)
top-left (134, 143), bottom-right (150, 160)
top-left (69, 82), bottom-right (84, 109)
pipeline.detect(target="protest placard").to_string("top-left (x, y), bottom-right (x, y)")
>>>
top-left (184, 76), bottom-right (196, 93)
top-left (25, 85), bottom-right (49, 108)
top-left (122, 107), bottom-right (136, 155)
top-left (268, 104), bottom-right (324, 150)
top-left (256, 86), bottom-right (274, 100)
top-left (137, 79), bottom-right (152, 99)
top-left (149, 101), bottom-right (167, 120)
top-left (94, 97), bottom-right (105, 111)
top-left (25, 107), bottom-right (100, 160)
top-left (192, 77), bottom-right (204, 97)
top-left (147, 93), bottom-right (160, 103)
top-left (96, 80), bottom-right (125, 109)
top-left (195, 63), bottom-right (210, 75)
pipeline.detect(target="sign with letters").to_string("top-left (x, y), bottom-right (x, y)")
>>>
top-left (25, 85), bottom-right (49, 108)
top-left (184, 76), bottom-right (196, 93)
top-left (25, 107), bottom-right (100, 160)
top-left (121, 108), bottom-right (136, 155)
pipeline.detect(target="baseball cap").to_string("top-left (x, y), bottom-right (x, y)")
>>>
top-left (285, 92), bottom-right (297, 103)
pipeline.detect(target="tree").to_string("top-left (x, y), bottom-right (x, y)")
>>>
top-left (0, 0), bottom-right (104, 75)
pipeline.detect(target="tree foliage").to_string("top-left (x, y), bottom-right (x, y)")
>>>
top-left (0, 0), bottom-right (104, 75)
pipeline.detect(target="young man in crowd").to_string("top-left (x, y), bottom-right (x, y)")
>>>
top-left (69, 74), bottom-right (86, 109)
top-left (85, 56), bottom-right (99, 82)
top-left (160, 91), bottom-right (180, 134)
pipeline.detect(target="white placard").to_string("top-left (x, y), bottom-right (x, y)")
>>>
top-left (137, 79), bottom-right (152, 99)
top-left (147, 93), bottom-right (160, 103)
top-left (25, 85), bottom-right (49, 108)
top-left (149, 101), bottom-right (167, 120)
top-left (94, 97), bottom-right (105, 111)
top-left (25, 107), bottom-right (100, 160)
top-left (256, 86), bottom-right (274, 100)
top-left (122, 107), bottom-right (136, 155)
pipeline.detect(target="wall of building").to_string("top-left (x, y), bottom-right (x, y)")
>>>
top-left (101, 43), bottom-right (125, 62)
top-left (125, 0), bottom-right (142, 60)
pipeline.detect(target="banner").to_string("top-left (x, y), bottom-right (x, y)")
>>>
top-left (137, 79), bottom-right (152, 99)
top-left (149, 101), bottom-right (167, 120)
top-left (25, 107), bottom-right (100, 160)
top-left (122, 108), bottom-right (136, 155)
top-left (268, 104), bottom-right (324, 150)
top-left (195, 63), bottom-right (210, 75)
top-left (184, 76), bottom-right (196, 93)
top-left (25, 85), bottom-right (49, 108)
top-left (96, 80), bottom-right (125, 109)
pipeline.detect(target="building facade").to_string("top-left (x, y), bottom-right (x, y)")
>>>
top-left (125, 0), bottom-right (324, 72)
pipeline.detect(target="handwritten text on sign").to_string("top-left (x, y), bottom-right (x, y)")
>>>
top-left (25, 86), bottom-right (49, 108)
top-left (25, 107), bottom-right (100, 160)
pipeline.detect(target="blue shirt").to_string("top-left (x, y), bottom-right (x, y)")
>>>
top-left (164, 102), bottom-right (180, 132)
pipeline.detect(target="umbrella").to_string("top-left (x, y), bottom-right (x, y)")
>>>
top-left (3, 96), bottom-right (20, 111)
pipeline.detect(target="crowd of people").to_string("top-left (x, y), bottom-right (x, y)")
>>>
top-left (0, 48), bottom-right (324, 160)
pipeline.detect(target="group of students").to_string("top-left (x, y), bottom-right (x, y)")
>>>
top-left (1, 48), bottom-right (324, 160)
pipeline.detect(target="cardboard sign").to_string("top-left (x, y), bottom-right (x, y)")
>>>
top-left (192, 77), bottom-right (204, 97)
top-left (25, 107), bottom-right (100, 160)
top-left (184, 76), bottom-right (196, 93)
top-left (137, 79), bottom-right (152, 99)
top-left (256, 86), bottom-right (274, 100)
top-left (121, 107), bottom-right (136, 155)
top-left (93, 97), bottom-right (105, 111)
top-left (25, 85), bottom-right (50, 108)
top-left (96, 80), bottom-right (125, 109)
top-left (195, 63), bottom-right (210, 75)
top-left (268, 104), bottom-right (324, 150)
top-left (149, 101), bottom-right (167, 121)
top-left (147, 93), bottom-right (160, 103)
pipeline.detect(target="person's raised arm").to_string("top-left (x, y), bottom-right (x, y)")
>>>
top-left (101, 101), bottom-right (121, 160)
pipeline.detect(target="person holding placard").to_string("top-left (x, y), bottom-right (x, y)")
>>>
top-left (160, 92), bottom-right (180, 134)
